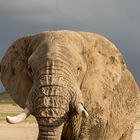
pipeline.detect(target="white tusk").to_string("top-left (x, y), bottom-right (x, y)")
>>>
top-left (76, 103), bottom-right (89, 118)
top-left (6, 107), bottom-right (30, 124)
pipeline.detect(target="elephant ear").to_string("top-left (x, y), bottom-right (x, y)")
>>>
top-left (1, 33), bottom-right (46, 108)
top-left (80, 33), bottom-right (139, 136)
top-left (81, 33), bottom-right (127, 112)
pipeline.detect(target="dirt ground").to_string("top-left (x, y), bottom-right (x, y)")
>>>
top-left (0, 122), bottom-right (38, 140)
top-left (0, 104), bottom-right (140, 140)
top-left (0, 121), bottom-right (140, 140)
top-left (0, 104), bottom-right (38, 140)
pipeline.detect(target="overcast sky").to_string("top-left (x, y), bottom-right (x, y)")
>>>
top-left (0, 0), bottom-right (140, 91)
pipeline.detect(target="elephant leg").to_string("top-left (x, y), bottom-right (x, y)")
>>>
top-left (119, 126), bottom-right (134, 140)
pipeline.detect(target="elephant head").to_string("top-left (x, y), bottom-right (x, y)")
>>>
top-left (0, 31), bottom-right (89, 140)
top-left (1, 30), bottom-right (139, 140)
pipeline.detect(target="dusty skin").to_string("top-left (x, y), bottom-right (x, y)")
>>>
top-left (0, 105), bottom-right (140, 140)
top-left (0, 30), bottom-right (139, 140)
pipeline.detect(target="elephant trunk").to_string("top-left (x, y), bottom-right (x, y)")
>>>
top-left (30, 60), bottom-right (88, 140)
top-left (33, 84), bottom-right (69, 140)
top-left (31, 59), bottom-right (70, 139)
top-left (37, 120), bottom-right (64, 140)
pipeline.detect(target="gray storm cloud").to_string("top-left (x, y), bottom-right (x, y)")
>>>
top-left (0, 0), bottom-right (139, 91)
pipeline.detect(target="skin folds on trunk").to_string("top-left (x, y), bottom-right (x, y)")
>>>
top-left (29, 60), bottom-right (77, 140)
top-left (38, 124), bottom-right (64, 140)
top-left (35, 85), bottom-right (70, 140)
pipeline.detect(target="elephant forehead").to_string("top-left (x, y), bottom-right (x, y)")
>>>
top-left (28, 45), bottom-right (86, 73)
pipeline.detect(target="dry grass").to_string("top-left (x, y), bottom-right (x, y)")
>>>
top-left (0, 92), bottom-right (15, 104)
top-left (0, 104), bottom-right (36, 123)
top-left (0, 92), bottom-right (36, 123)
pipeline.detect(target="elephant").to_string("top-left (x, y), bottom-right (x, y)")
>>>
top-left (0, 30), bottom-right (139, 140)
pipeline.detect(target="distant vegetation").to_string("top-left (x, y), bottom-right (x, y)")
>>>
top-left (0, 91), bottom-right (16, 104)
top-left (0, 91), bottom-right (36, 122)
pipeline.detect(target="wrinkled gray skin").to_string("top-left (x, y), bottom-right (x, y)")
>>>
top-left (26, 32), bottom-right (86, 140)
top-left (0, 30), bottom-right (139, 140)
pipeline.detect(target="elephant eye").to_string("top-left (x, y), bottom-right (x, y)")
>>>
top-left (77, 66), bottom-right (82, 71)
top-left (28, 65), bottom-right (32, 73)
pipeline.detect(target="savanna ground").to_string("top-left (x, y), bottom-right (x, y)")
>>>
top-left (0, 92), bottom-right (140, 140)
